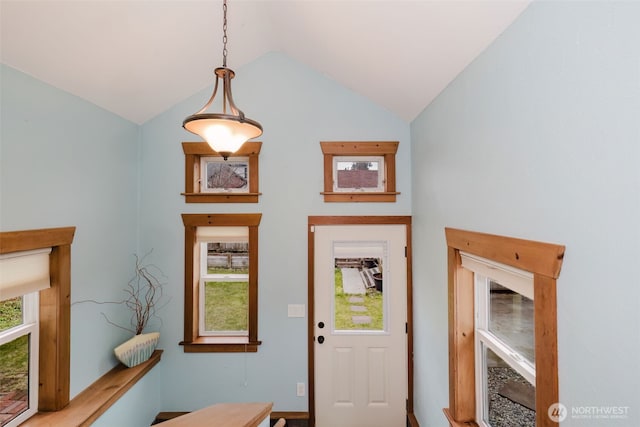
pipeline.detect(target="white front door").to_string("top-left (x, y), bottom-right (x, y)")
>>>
top-left (313, 224), bottom-right (407, 427)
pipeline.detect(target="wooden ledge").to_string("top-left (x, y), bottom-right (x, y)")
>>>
top-left (181, 193), bottom-right (262, 203)
top-left (443, 408), bottom-right (479, 427)
top-left (22, 350), bottom-right (163, 427)
top-left (180, 337), bottom-right (261, 353)
top-left (320, 192), bottom-right (400, 203)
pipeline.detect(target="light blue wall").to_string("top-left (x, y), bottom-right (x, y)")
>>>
top-left (138, 52), bottom-right (411, 412)
top-left (91, 363), bottom-right (162, 427)
top-left (411, 1), bottom-right (640, 426)
top-left (1, 51), bottom-right (410, 423)
top-left (7, 1), bottom-right (638, 423)
top-left (0, 64), bottom-right (159, 424)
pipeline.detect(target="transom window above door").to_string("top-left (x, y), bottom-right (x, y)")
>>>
top-left (320, 141), bottom-right (399, 202)
top-left (332, 156), bottom-right (385, 193)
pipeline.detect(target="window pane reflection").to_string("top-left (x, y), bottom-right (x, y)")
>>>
top-left (489, 281), bottom-right (535, 363)
top-left (0, 334), bottom-right (30, 425)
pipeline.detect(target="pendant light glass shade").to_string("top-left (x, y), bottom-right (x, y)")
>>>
top-left (182, 2), bottom-right (262, 160)
top-left (183, 114), bottom-right (262, 156)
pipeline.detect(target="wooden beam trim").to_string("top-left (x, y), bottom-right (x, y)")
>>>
top-left (448, 248), bottom-right (475, 421)
top-left (0, 227), bottom-right (75, 254)
top-left (181, 141), bottom-right (262, 156)
top-left (445, 228), bottom-right (565, 278)
top-left (319, 141), bottom-right (399, 155)
top-left (308, 216), bottom-right (411, 226)
top-left (182, 213), bottom-right (262, 227)
top-left (534, 274), bottom-right (560, 427)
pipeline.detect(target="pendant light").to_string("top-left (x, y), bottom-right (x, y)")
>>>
top-left (183, 0), bottom-right (262, 160)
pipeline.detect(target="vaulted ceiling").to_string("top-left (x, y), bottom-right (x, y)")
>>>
top-left (1, 1), bottom-right (530, 124)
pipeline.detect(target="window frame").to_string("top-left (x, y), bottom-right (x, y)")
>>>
top-left (443, 228), bottom-right (565, 427)
top-left (320, 141), bottom-right (399, 202)
top-left (182, 141), bottom-right (261, 203)
top-left (181, 214), bottom-right (262, 352)
top-left (0, 227), bottom-right (75, 413)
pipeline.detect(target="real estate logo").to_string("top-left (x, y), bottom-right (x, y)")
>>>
top-left (548, 402), bottom-right (568, 422)
top-left (548, 402), bottom-right (630, 422)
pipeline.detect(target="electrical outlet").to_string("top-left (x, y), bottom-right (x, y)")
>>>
top-left (296, 382), bottom-right (305, 397)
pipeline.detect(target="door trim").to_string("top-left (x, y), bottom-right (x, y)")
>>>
top-left (307, 216), bottom-right (414, 427)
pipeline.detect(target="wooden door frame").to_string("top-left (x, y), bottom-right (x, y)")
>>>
top-left (307, 216), bottom-right (414, 427)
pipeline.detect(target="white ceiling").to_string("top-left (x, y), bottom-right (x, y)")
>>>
top-left (0, 0), bottom-right (530, 124)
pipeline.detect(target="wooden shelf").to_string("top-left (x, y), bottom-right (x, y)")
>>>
top-left (181, 193), bottom-right (262, 203)
top-left (320, 191), bottom-right (400, 202)
top-left (22, 350), bottom-right (163, 427)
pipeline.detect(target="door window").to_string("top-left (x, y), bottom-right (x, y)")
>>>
top-left (332, 242), bottom-right (387, 333)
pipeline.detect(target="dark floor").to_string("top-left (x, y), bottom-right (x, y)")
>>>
top-left (270, 419), bottom-right (308, 427)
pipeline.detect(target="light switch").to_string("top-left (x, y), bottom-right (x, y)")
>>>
top-left (288, 304), bottom-right (305, 318)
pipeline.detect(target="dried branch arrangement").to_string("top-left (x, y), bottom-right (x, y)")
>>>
top-left (74, 251), bottom-right (168, 335)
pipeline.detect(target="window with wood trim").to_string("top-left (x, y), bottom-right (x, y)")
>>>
top-left (320, 141), bottom-right (399, 202)
top-left (0, 227), bottom-right (75, 418)
top-left (443, 228), bottom-right (565, 427)
top-left (181, 141), bottom-right (261, 203)
top-left (181, 214), bottom-right (262, 352)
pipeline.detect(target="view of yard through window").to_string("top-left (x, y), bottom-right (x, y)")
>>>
top-left (204, 267), bottom-right (248, 332)
top-left (333, 258), bottom-right (384, 331)
top-left (203, 241), bottom-right (249, 333)
top-left (0, 297), bottom-right (29, 426)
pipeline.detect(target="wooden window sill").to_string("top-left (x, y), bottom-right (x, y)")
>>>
top-left (181, 193), bottom-right (262, 203)
top-left (320, 192), bottom-right (400, 202)
top-left (21, 350), bottom-right (163, 427)
top-left (443, 408), bottom-right (479, 427)
top-left (180, 337), bottom-right (262, 353)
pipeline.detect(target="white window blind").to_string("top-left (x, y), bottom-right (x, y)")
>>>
top-left (333, 242), bottom-right (384, 259)
top-left (196, 226), bottom-right (248, 243)
top-left (0, 248), bottom-right (52, 301)
top-left (460, 252), bottom-right (533, 300)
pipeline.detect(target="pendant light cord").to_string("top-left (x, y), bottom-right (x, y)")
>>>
top-left (222, 0), bottom-right (228, 68)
